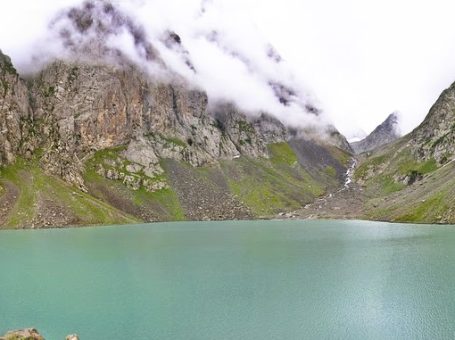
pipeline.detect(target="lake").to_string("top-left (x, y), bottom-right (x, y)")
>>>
top-left (1, 220), bottom-right (455, 339)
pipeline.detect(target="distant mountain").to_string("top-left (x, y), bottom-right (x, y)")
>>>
top-left (351, 113), bottom-right (400, 154)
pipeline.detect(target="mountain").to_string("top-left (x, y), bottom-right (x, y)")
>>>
top-left (0, 39), bottom-right (351, 228)
top-left (350, 112), bottom-right (400, 154)
top-left (354, 82), bottom-right (455, 223)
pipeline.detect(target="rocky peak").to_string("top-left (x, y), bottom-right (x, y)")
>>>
top-left (351, 112), bottom-right (400, 154)
top-left (50, 0), bottom-right (162, 65)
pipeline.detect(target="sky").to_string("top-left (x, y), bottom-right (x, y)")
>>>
top-left (1, 0), bottom-right (455, 139)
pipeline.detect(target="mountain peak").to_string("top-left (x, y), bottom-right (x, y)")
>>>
top-left (351, 112), bottom-right (401, 154)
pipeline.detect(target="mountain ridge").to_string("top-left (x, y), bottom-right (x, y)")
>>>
top-left (0, 47), bottom-right (352, 228)
top-left (351, 112), bottom-right (400, 154)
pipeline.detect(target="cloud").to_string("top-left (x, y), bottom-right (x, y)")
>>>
top-left (0, 0), bottom-right (329, 132)
top-left (3, 0), bottom-right (455, 138)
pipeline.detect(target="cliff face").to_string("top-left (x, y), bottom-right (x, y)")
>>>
top-left (351, 112), bottom-right (400, 154)
top-left (410, 83), bottom-right (455, 163)
top-left (0, 50), bottom-right (30, 166)
top-left (27, 60), bottom-right (281, 189)
top-left (0, 50), bottom-right (352, 228)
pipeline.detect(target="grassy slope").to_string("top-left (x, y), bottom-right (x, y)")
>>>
top-left (0, 141), bottom-right (349, 227)
top-left (220, 143), bottom-right (327, 216)
top-left (0, 158), bottom-right (138, 229)
top-left (356, 139), bottom-right (455, 223)
top-left (83, 148), bottom-right (185, 222)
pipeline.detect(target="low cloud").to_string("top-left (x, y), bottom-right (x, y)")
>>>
top-left (0, 0), bottom-right (330, 131)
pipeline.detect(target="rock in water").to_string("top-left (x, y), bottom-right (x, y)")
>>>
top-left (0, 328), bottom-right (44, 340)
top-left (65, 335), bottom-right (79, 340)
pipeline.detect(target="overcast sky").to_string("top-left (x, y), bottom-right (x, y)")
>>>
top-left (1, 0), bottom-right (455, 139)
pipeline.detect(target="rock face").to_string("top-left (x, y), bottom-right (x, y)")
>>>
top-left (0, 49), bottom-right (350, 192)
top-left (0, 50), bottom-right (30, 166)
top-left (0, 44), bottom-right (353, 227)
top-left (25, 59), bottom-right (292, 191)
top-left (351, 112), bottom-right (400, 154)
top-left (0, 328), bottom-right (44, 340)
top-left (410, 82), bottom-right (455, 163)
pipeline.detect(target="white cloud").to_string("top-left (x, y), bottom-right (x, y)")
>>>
top-left (1, 0), bottom-right (455, 138)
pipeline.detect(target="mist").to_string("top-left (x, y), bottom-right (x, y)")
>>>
top-left (2, 0), bottom-right (455, 138)
top-left (0, 0), bottom-right (329, 132)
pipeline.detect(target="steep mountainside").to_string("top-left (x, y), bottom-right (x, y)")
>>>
top-left (351, 112), bottom-right (400, 154)
top-left (0, 49), bottom-right (351, 228)
top-left (354, 82), bottom-right (455, 223)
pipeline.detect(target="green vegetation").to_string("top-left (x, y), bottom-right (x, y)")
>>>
top-left (0, 53), bottom-right (17, 75)
top-left (222, 143), bottom-right (325, 216)
top-left (356, 133), bottom-right (455, 223)
top-left (237, 120), bottom-right (254, 133)
top-left (43, 85), bottom-right (56, 98)
top-left (324, 166), bottom-right (337, 178)
top-left (354, 154), bottom-right (387, 180)
top-left (327, 146), bottom-right (352, 167)
top-left (0, 157), bottom-right (137, 229)
top-left (268, 142), bottom-right (298, 166)
top-left (144, 133), bottom-right (188, 148)
top-left (1, 78), bottom-right (9, 96)
top-left (162, 136), bottom-right (187, 148)
top-left (84, 148), bottom-right (185, 222)
top-left (397, 157), bottom-right (437, 176)
top-left (395, 191), bottom-right (449, 223)
top-left (355, 141), bottom-right (439, 197)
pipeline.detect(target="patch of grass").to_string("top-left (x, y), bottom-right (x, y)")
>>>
top-left (355, 154), bottom-right (388, 180)
top-left (324, 166), bottom-right (337, 178)
top-left (84, 156), bottom-right (185, 222)
top-left (327, 146), bottom-right (352, 167)
top-left (397, 157), bottom-right (437, 176)
top-left (395, 190), bottom-right (448, 223)
top-left (162, 136), bottom-right (187, 148)
top-left (1, 158), bottom-right (137, 228)
top-left (237, 120), bottom-right (254, 133)
top-left (134, 186), bottom-right (185, 221)
top-left (222, 155), bottom-right (324, 216)
top-left (378, 176), bottom-right (406, 195)
top-left (268, 142), bottom-right (298, 166)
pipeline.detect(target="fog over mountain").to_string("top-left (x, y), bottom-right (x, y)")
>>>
top-left (2, 0), bottom-right (455, 138)
top-left (0, 0), bottom-right (331, 132)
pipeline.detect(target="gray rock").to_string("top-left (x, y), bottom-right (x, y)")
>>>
top-left (351, 112), bottom-right (401, 154)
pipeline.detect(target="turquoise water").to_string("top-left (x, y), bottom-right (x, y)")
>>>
top-left (1, 220), bottom-right (455, 339)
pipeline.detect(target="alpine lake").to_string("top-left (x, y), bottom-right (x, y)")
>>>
top-left (1, 220), bottom-right (455, 339)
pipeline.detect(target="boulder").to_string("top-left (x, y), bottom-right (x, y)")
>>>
top-left (0, 328), bottom-right (44, 340)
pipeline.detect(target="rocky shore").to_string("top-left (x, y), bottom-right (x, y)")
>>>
top-left (0, 329), bottom-right (78, 340)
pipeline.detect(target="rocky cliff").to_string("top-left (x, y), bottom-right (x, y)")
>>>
top-left (351, 112), bottom-right (400, 154)
top-left (353, 82), bottom-right (455, 223)
top-left (0, 51), bottom-right (29, 166)
top-left (0, 48), bottom-right (352, 228)
top-left (410, 83), bottom-right (455, 163)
